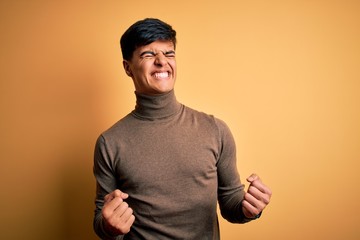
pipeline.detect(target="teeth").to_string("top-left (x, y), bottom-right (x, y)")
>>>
top-left (154, 72), bottom-right (169, 79)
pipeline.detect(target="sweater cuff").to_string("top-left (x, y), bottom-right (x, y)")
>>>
top-left (100, 217), bottom-right (124, 240)
top-left (242, 211), bottom-right (262, 223)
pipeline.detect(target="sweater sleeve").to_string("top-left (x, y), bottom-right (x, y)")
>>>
top-left (215, 118), bottom-right (254, 223)
top-left (93, 135), bottom-right (124, 240)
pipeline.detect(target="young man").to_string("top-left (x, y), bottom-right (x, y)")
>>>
top-left (93, 18), bottom-right (272, 239)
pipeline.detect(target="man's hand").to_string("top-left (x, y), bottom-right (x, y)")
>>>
top-left (102, 189), bottom-right (135, 236)
top-left (242, 173), bottom-right (272, 219)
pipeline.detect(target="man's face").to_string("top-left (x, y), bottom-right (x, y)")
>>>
top-left (123, 40), bottom-right (176, 95)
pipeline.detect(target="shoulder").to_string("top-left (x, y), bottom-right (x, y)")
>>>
top-left (183, 105), bottom-right (232, 135)
top-left (183, 105), bottom-right (216, 123)
top-left (95, 113), bottom-right (135, 147)
top-left (102, 113), bottom-right (133, 134)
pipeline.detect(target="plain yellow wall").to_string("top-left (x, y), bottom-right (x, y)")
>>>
top-left (1, 1), bottom-right (359, 239)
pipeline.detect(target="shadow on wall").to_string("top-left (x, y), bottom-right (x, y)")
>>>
top-left (2, 3), bottom-right (125, 238)
top-left (1, 57), bottom-right (109, 239)
top-left (39, 69), bottom-right (106, 240)
top-left (59, 147), bottom-right (97, 240)
top-left (52, 70), bottom-right (107, 240)
top-left (54, 62), bottom-right (132, 240)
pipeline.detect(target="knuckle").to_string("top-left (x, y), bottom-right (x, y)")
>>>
top-left (102, 208), bottom-right (111, 218)
top-left (112, 197), bottom-right (123, 206)
top-left (122, 201), bottom-right (128, 208)
top-left (248, 209), bottom-right (257, 217)
top-left (118, 225), bottom-right (130, 234)
top-left (248, 186), bottom-right (257, 194)
top-left (128, 207), bottom-right (133, 215)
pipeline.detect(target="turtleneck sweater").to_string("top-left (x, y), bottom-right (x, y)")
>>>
top-left (93, 90), bottom-right (249, 240)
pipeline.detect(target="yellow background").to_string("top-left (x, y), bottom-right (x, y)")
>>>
top-left (1, 1), bottom-right (359, 239)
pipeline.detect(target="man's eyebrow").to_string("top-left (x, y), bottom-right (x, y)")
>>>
top-left (165, 50), bottom-right (176, 54)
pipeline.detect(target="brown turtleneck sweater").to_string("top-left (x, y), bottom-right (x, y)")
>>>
top-left (93, 90), bottom-right (249, 240)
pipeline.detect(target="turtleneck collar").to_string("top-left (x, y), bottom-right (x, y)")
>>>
top-left (132, 90), bottom-right (182, 120)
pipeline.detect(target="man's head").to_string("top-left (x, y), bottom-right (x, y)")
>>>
top-left (121, 18), bottom-right (177, 95)
top-left (120, 18), bottom-right (177, 61)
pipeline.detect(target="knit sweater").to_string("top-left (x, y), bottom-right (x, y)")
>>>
top-left (93, 90), bottom-right (248, 240)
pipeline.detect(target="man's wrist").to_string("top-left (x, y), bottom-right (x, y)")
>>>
top-left (101, 217), bottom-right (120, 239)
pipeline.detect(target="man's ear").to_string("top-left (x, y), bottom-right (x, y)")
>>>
top-left (123, 60), bottom-right (133, 77)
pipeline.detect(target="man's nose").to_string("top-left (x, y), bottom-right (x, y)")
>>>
top-left (154, 54), bottom-right (167, 66)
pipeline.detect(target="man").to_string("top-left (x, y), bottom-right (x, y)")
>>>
top-left (93, 18), bottom-right (272, 240)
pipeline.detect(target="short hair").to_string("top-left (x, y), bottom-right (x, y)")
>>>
top-left (120, 18), bottom-right (177, 61)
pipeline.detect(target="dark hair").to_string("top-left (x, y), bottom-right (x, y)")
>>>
top-left (120, 18), bottom-right (177, 60)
